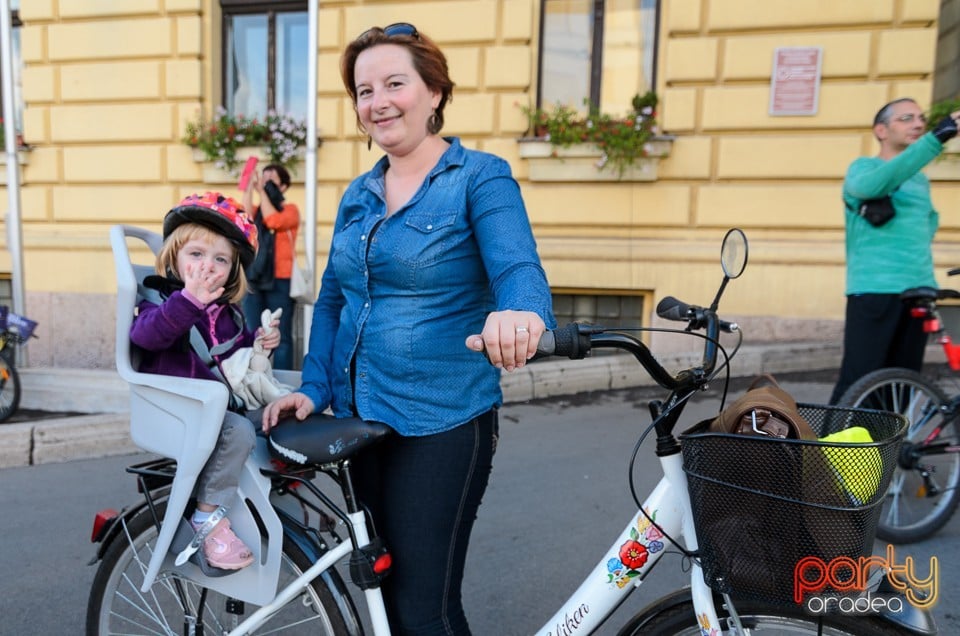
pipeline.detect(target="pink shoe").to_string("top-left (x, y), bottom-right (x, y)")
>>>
top-left (196, 518), bottom-right (254, 570)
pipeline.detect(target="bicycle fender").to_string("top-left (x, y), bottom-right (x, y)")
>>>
top-left (875, 575), bottom-right (938, 635)
top-left (615, 588), bottom-right (698, 636)
top-left (616, 587), bottom-right (937, 636)
top-left (87, 497), bottom-right (160, 565)
top-left (275, 508), bottom-right (364, 636)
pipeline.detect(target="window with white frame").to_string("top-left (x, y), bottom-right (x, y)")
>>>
top-left (538, 0), bottom-right (659, 115)
top-left (221, 1), bottom-right (308, 121)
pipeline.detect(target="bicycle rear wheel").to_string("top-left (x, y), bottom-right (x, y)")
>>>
top-left (86, 502), bottom-right (353, 635)
top-left (0, 354), bottom-right (21, 423)
top-left (838, 367), bottom-right (960, 543)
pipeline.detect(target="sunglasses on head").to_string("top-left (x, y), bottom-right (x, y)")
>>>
top-left (359, 22), bottom-right (420, 41)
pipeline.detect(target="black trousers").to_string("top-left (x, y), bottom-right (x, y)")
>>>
top-left (829, 293), bottom-right (927, 404)
top-left (351, 410), bottom-right (497, 635)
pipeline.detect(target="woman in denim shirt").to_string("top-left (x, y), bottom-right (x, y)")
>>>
top-left (263, 24), bottom-right (555, 635)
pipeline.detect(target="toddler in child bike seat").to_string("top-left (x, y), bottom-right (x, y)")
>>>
top-left (129, 192), bottom-right (283, 571)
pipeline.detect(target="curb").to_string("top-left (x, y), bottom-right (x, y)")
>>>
top-left (0, 414), bottom-right (136, 469)
top-left (0, 342), bottom-right (846, 469)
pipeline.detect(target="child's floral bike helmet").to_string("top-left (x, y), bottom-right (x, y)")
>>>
top-left (164, 192), bottom-right (258, 267)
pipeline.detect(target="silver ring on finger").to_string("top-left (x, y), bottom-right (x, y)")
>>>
top-left (516, 325), bottom-right (529, 334)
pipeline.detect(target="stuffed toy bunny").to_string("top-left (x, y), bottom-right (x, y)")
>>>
top-left (221, 308), bottom-right (292, 410)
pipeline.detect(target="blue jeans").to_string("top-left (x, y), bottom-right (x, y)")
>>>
top-left (242, 278), bottom-right (295, 370)
top-left (352, 410), bottom-right (497, 635)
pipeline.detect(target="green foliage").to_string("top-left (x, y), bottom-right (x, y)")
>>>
top-left (520, 91), bottom-right (660, 177)
top-left (183, 108), bottom-right (307, 175)
top-left (926, 96), bottom-right (960, 132)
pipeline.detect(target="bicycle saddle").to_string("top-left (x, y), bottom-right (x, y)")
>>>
top-left (268, 414), bottom-right (393, 465)
top-left (900, 286), bottom-right (938, 302)
top-left (900, 286), bottom-right (960, 302)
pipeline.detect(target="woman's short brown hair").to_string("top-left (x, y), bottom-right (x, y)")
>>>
top-left (340, 26), bottom-right (455, 135)
top-left (156, 223), bottom-right (248, 304)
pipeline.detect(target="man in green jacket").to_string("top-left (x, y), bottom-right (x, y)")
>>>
top-left (830, 98), bottom-right (960, 404)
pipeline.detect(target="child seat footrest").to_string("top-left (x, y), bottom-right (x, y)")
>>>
top-left (170, 511), bottom-right (237, 579)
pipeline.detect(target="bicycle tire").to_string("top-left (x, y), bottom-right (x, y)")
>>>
top-left (619, 596), bottom-right (910, 635)
top-left (85, 501), bottom-right (352, 635)
top-left (838, 367), bottom-right (960, 543)
top-left (0, 355), bottom-right (21, 423)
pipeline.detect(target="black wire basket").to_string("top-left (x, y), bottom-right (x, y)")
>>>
top-left (679, 404), bottom-right (906, 606)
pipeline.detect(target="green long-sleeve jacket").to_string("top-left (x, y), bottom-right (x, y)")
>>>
top-left (843, 132), bottom-right (944, 295)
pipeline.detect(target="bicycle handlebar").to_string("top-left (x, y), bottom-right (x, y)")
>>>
top-left (535, 296), bottom-right (737, 392)
top-left (656, 296), bottom-right (739, 334)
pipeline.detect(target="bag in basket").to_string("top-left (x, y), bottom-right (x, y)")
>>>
top-left (708, 374), bottom-right (816, 440)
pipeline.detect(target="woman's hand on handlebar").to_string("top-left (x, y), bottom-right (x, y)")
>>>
top-left (262, 392), bottom-right (315, 434)
top-left (464, 310), bottom-right (546, 371)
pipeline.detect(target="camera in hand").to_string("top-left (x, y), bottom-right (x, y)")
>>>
top-left (264, 180), bottom-right (285, 209)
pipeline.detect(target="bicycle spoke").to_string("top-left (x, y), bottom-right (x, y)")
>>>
top-left (883, 481), bottom-right (904, 528)
top-left (109, 589), bottom-right (169, 636)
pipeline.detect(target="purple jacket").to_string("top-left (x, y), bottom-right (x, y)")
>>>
top-left (130, 289), bottom-right (254, 382)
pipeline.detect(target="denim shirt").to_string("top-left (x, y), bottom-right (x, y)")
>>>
top-left (301, 138), bottom-right (556, 436)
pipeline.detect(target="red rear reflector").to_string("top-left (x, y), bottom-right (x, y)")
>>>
top-left (91, 509), bottom-right (119, 542)
top-left (373, 553), bottom-right (393, 574)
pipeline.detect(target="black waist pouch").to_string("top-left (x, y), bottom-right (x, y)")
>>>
top-left (857, 196), bottom-right (896, 227)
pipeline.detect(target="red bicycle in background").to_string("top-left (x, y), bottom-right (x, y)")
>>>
top-left (838, 274), bottom-right (960, 543)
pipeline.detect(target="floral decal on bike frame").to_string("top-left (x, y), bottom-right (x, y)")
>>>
top-left (698, 612), bottom-right (720, 636)
top-left (605, 508), bottom-right (665, 588)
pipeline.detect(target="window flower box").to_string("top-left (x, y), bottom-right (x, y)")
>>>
top-left (183, 109), bottom-right (309, 183)
top-left (517, 92), bottom-right (672, 182)
top-left (0, 148), bottom-right (30, 166)
top-left (191, 147), bottom-right (306, 185)
top-left (517, 136), bottom-right (673, 182)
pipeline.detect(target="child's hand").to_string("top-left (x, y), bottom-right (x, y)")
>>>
top-left (256, 308), bottom-right (281, 351)
top-left (182, 262), bottom-right (225, 305)
top-left (257, 321), bottom-right (281, 351)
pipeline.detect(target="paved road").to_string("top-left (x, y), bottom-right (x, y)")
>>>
top-left (1, 377), bottom-right (956, 635)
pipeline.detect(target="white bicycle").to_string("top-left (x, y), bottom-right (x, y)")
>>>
top-left (86, 227), bottom-right (932, 635)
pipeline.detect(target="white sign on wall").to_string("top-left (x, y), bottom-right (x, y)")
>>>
top-left (769, 47), bottom-right (823, 116)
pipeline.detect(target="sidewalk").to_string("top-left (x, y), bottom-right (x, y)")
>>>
top-left (0, 341), bottom-right (848, 469)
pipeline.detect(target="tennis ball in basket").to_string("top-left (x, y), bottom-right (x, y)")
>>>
top-left (818, 427), bottom-right (882, 505)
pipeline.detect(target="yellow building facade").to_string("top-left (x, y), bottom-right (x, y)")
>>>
top-left (4, 0), bottom-right (960, 368)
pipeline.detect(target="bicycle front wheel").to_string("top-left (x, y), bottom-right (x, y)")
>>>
top-left (0, 354), bottom-right (21, 423)
top-left (620, 596), bottom-right (908, 635)
top-left (86, 502), bottom-right (353, 635)
top-left (838, 367), bottom-right (960, 543)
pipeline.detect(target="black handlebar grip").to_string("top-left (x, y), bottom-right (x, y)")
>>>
top-left (656, 296), bottom-right (691, 322)
top-left (536, 323), bottom-right (583, 359)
